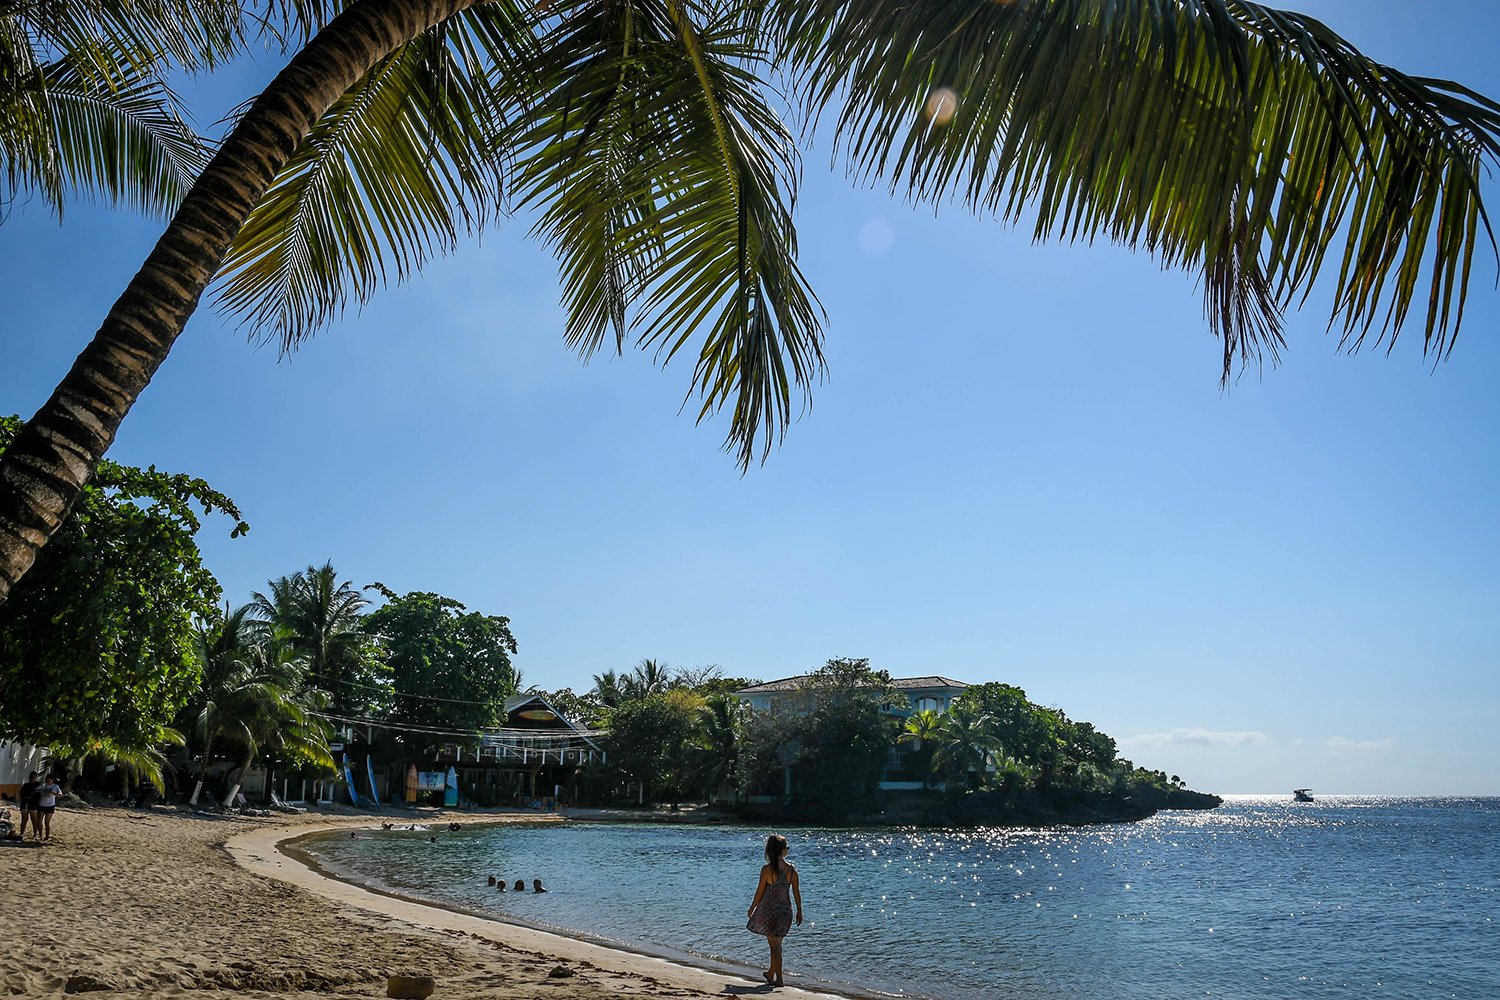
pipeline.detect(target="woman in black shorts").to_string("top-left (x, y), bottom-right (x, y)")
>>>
top-left (34, 774), bottom-right (62, 840)
top-left (17, 771), bottom-right (40, 841)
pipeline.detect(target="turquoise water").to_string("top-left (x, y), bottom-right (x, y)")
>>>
top-left (305, 797), bottom-right (1499, 999)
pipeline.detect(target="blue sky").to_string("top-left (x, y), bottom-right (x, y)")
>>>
top-left (2, 1), bottom-right (1496, 794)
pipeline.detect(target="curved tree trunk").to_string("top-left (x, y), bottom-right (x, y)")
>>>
top-left (0, 0), bottom-right (484, 606)
top-left (189, 731), bottom-right (216, 806)
top-left (223, 749), bottom-right (255, 810)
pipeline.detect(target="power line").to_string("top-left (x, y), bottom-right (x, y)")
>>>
top-left (324, 675), bottom-right (521, 707)
top-left (312, 711), bottom-right (606, 743)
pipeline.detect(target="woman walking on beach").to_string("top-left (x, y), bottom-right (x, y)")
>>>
top-left (747, 834), bottom-right (802, 988)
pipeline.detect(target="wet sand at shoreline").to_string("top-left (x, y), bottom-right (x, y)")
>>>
top-left (0, 804), bottom-right (843, 999)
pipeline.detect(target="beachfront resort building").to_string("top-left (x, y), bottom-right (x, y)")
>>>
top-left (734, 675), bottom-right (968, 790)
top-left (286, 693), bottom-right (604, 809)
top-left (445, 692), bottom-right (604, 805)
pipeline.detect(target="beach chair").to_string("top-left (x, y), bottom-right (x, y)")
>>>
top-left (270, 793), bottom-right (306, 814)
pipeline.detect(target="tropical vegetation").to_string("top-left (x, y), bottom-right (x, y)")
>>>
top-left (183, 604), bottom-right (334, 806)
top-left (0, 422), bottom-right (527, 802)
top-left (577, 657), bottom-right (1212, 824)
top-left (0, 415), bottom-right (245, 761)
top-left (0, 424), bottom-right (1209, 823)
top-left (363, 585), bottom-right (521, 731)
top-left (3, 0), bottom-right (1499, 614)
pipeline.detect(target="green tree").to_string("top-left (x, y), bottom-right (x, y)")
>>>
top-left (0, 415), bottom-right (245, 753)
top-left (186, 604), bottom-right (331, 805)
top-left (960, 682), bottom-right (1062, 773)
top-left (591, 670), bottom-right (626, 710)
top-left (737, 705), bottom-right (803, 802)
top-left (619, 658), bottom-right (673, 702)
top-left (253, 562), bottom-right (382, 713)
top-left (605, 688), bottom-right (703, 807)
top-left (692, 691), bottom-right (745, 804)
top-left (785, 658), bottom-right (900, 819)
top-left (0, 0), bottom-right (243, 219)
top-left (897, 708), bottom-right (945, 789)
top-left (363, 587), bottom-right (520, 732)
top-left (931, 698), bottom-right (999, 792)
top-left (218, 640), bottom-right (334, 808)
top-left (1065, 721), bottom-right (1118, 771)
top-left (4, 0), bottom-right (1498, 606)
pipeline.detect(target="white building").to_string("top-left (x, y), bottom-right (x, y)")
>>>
top-left (1, 741), bottom-right (49, 801)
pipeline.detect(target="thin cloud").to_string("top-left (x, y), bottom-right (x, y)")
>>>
top-left (1120, 728), bottom-right (1270, 749)
top-left (1324, 736), bottom-right (1395, 752)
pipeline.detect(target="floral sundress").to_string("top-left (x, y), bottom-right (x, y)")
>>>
top-left (747, 866), bottom-right (794, 938)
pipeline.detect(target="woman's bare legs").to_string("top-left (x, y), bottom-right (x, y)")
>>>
top-left (767, 936), bottom-right (784, 986)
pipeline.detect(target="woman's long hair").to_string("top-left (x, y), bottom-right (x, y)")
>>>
top-left (764, 834), bottom-right (789, 876)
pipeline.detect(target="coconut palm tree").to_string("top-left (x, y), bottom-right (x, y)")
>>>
top-left (897, 708), bottom-right (945, 789)
top-left (251, 562), bottom-right (375, 711)
top-left (2, 0), bottom-right (1498, 607)
top-left (931, 699), bottom-right (999, 792)
top-left (592, 669), bottom-right (626, 709)
top-left (0, 0), bottom-right (245, 219)
top-left (186, 604), bottom-right (277, 804)
top-left (218, 642), bottom-right (333, 809)
top-left (620, 658), bottom-right (673, 702)
top-left (692, 691), bottom-right (744, 804)
top-left (186, 604), bottom-right (334, 806)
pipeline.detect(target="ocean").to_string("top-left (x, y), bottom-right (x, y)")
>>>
top-left (302, 796), bottom-right (1499, 999)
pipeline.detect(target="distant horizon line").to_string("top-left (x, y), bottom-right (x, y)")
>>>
top-left (1213, 791), bottom-right (1498, 798)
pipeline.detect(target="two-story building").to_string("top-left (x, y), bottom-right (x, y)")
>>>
top-left (437, 693), bottom-right (604, 806)
top-left (734, 674), bottom-right (968, 790)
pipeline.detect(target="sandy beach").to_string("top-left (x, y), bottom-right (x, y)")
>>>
top-left (1, 803), bottom-right (842, 999)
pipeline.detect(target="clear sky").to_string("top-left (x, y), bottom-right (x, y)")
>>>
top-left (2, 1), bottom-right (1496, 795)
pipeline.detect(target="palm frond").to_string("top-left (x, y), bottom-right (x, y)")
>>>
top-left (16, 0), bottom-right (244, 75)
top-left (39, 56), bottom-right (207, 214)
top-left (213, 2), bottom-right (533, 349)
top-left (515, 0), bottom-right (825, 468)
top-left (1, 0), bottom-right (238, 221)
top-left (770, 0), bottom-right (1500, 371)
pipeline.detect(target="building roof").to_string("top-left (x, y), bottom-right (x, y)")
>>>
top-left (735, 675), bottom-right (969, 695)
top-left (484, 693), bottom-right (601, 748)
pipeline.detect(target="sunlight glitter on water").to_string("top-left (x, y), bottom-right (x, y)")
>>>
top-left (309, 798), bottom-right (1500, 1000)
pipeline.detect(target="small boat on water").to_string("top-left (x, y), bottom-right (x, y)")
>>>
top-left (1292, 788), bottom-right (1314, 802)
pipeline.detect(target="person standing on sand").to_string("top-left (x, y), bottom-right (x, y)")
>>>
top-left (35, 775), bottom-right (62, 841)
top-left (17, 771), bottom-right (39, 840)
top-left (746, 834), bottom-right (802, 988)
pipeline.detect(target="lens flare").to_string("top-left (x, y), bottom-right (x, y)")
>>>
top-left (924, 87), bottom-right (959, 126)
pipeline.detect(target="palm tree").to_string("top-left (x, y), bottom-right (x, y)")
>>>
top-left (218, 642), bottom-right (333, 809)
top-left (931, 699), bottom-right (999, 792)
top-left (251, 562), bottom-right (373, 711)
top-left (692, 692), bottom-right (744, 804)
top-left (0, 0), bottom-right (243, 219)
top-left (592, 669), bottom-right (626, 709)
top-left (186, 604), bottom-right (334, 806)
top-left (3, 0), bottom-right (1498, 606)
top-left (897, 708), bottom-right (945, 789)
top-left (53, 732), bottom-right (187, 798)
top-left (620, 658), bottom-right (673, 702)
top-left (186, 604), bottom-right (276, 804)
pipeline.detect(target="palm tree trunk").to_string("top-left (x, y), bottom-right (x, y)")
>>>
top-left (61, 757), bottom-right (82, 795)
top-left (0, 0), bottom-right (485, 606)
top-left (190, 730), bottom-right (219, 806)
top-left (223, 750), bottom-right (255, 809)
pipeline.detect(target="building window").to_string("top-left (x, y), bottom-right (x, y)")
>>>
top-left (914, 696), bottom-right (941, 714)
